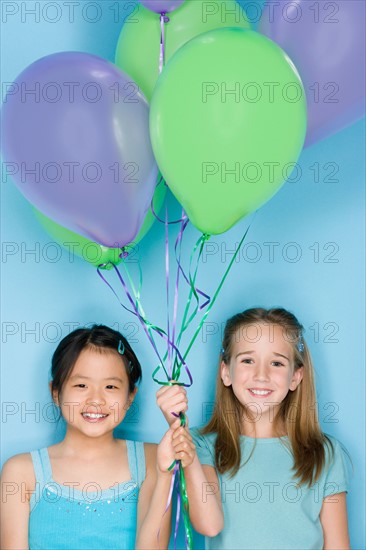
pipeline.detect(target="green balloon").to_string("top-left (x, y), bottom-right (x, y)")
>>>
top-left (34, 209), bottom-right (122, 269)
top-left (34, 180), bottom-right (166, 267)
top-left (150, 28), bottom-right (307, 235)
top-left (115, 0), bottom-right (251, 101)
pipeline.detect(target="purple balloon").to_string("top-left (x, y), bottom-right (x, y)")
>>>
top-left (139, 0), bottom-right (185, 14)
top-left (1, 52), bottom-right (158, 247)
top-left (259, 0), bottom-right (365, 147)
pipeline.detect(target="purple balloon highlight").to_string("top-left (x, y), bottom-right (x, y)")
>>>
top-left (139, 0), bottom-right (185, 14)
top-left (259, 0), bottom-right (365, 147)
top-left (1, 52), bottom-right (158, 247)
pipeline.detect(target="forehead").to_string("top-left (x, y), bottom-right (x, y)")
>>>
top-left (71, 348), bottom-right (127, 378)
top-left (231, 323), bottom-right (294, 351)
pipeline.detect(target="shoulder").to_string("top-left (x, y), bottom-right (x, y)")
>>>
top-left (139, 443), bottom-right (157, 486)
top-left (190, 427), bottom-right (216, 448)
top-left (2, 453), bottom-right (34, 476)
top-left (124, 439), bottom-right (154, 466)
top-left (143, 442), bottom-right (157, 466)
top-left (320, 434), bottom-right (351, 493)
top-left (1, 452), bottom-right (35, 489)
top-left (129, 442), bottom-right (156, 477)
top-left (323, 433), bottom-right (347, 448)
top-left (323, 434), bottom-right (351, 463)
top-left (190, 427), bottom-right (217, 468)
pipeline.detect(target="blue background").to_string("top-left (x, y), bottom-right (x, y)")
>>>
top-left (1, 1), bottom-right (365, 548)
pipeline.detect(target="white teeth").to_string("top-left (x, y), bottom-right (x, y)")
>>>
top-left (250, 389), bottom-right (271, 396)
top-left (82, 413), bottom-right (107, 419)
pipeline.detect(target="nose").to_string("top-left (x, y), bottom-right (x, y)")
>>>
top-left (253, 362), bottom-right (270, 382)
top-left (85, 389), bottom-right (106, 408)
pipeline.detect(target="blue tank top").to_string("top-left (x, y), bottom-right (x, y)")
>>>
top-left (29, 441), bottom-right (146, 549)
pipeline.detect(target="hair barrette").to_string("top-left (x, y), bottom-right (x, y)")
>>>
top-left (297, 338), bottom-right (304, 353)
top-left (118, 340), bottom-right (125, 355)
top-left (220, 347), bottom-right (225, 354)
top-left (119, 340), bottom-right (134, 373)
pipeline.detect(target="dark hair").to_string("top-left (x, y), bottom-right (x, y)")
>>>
top-left (51, 325), bottom-right (142, 399)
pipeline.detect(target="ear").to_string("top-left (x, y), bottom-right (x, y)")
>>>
top-left (50, 382), bottom-right (59, 406)
top-left (289, 366), bottom-right (303, 391)
top-left (127, 386), bottom-right (138, 408)
top-left (221, 361), bottom-right (232, 387)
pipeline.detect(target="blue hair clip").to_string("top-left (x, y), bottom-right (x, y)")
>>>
top-left (297, 337), bottom-right (304, 353)
top-left (220, 347), bottom-right (225, 354)
top-left (118, 340), bottom-right (125, 355)
top-left (118, 340), bottom-right (134, 372)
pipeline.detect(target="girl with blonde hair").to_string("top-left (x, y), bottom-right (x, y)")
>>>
top-left (157, 307), bottom-right (350, 549)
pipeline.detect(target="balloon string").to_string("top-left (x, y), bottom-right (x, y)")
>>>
top-left (157, 460), bottom-right (179, 548)
top-left (171, 209), bottom-right (187, 374)
top-left (97, 263), bottom-right (168, 377)
top-left (177, 233), bottom-right (211, 337)
top-left (114, 261), bottom-right (163, 367)
top-left (182, 219), bottom-right (254, 363)
top-left (167, 413), bottom-right (193, 550)
top-left (156, 201), bottom-right (195, 549)
top-left (151, 179), bottom-right (187, 225)
top-left (117, 260), bottom-right (193, 386)
top-left (151, 204), bottom-right (210, 378)
top-left (172, 232), bottom-right (211, 380)
top-left (152, 222), bottom-right (211, 384)
top-left (174, 469), bottom-right (181, 548)
top-left (120, 245), bottom-right (143, 312)
top-left (159, 12), bottom-right (169, 73)
top-left (153, 207), bottom-right (192, 550)
top-left (179, 461), bottom-right (193, 550)
top-left (162, 221), bottom-right (240, 550)
top-left (97, 261), bottom-right (193, 387)
top-left (165, 201), bottom-right (172, 376)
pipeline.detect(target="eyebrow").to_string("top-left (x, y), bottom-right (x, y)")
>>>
top-left (235, 351), bottom-right (254, 358)
top-left (235, 351), bottom-right (290, 361)
top-left (69, 375), bottom-right (124, 383)
top-left (272, 353), bottom-right (290, 361)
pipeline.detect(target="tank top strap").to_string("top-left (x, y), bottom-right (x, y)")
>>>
top-left (29, 448), bottom-right (53, 512)
top-left (126, 440), bottom-right (146, 488)
top-left (30, 448), bottom-right (53, 485)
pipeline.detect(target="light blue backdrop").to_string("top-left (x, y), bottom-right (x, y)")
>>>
top-left (1, 1), bottom-right (365, 549)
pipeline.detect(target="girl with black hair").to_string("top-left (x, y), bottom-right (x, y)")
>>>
top-left (1, 325), bottom-right (194, 549)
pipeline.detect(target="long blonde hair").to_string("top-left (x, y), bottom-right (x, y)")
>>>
top-left (202, 307), bottom-right (333, 486)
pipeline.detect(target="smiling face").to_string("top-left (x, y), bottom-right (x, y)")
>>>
top-left (53, 348), bottom-right (136, 438)
top-left (221, 323), bottom-right (303, 427)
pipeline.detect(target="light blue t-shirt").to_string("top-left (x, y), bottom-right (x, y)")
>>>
top-left (29, 440), bottom-right (145, 549)
top-left (192, 430), bottom-right (349, 550)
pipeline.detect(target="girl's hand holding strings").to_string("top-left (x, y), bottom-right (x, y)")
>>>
top-left (157, 418), bottom-right (196, 473)
top-left (171, 421), bottom-right (196, 469)
top-left (156, 383), bottom-right (188, 426)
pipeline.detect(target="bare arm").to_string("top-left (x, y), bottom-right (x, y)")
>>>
top-left (157, 385), bottom-right (224, 536)
top-left (172, 424), bottom-right (224, 537)
top-left (320, 492), bottom-right (350, 550)
top-left (135, 440), bottom-right (173, 550)
top-left (182, 457), bottom-right (223, 536)
top-left (1, 454), bottom-right (33, 550)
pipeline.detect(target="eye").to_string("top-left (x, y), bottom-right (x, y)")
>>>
top-left (271, 361), bottom-right (284, 367)
top-left (240, 358), bottom-right (253, 364)
top-left (106, 385), bottom-right (118, 390)
top-left (74, 384), bottom-right (87, 388)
